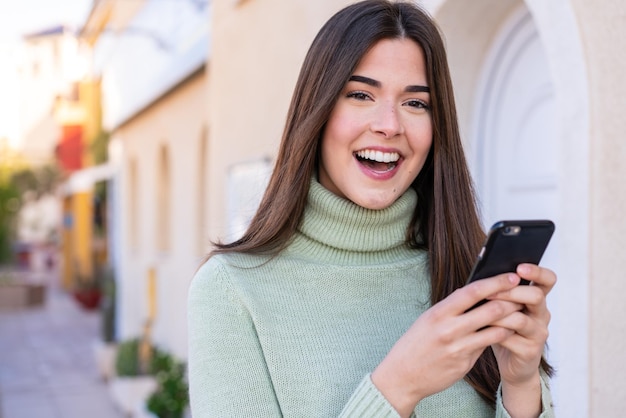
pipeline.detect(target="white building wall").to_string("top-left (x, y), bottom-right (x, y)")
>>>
top-left (93, 0), bottom-right (210, 360)
top-left (95, 1), bottom-right (209, 131)
top-left (114, 70), bottom-right (208, 359)
top-left (569, 0), bottom-right (626, 415)
top-left (100, 0), bottom-right (626, 414)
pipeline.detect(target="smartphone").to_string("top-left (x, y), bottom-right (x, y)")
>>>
top-left (465, 220), bottom-right (555, 309)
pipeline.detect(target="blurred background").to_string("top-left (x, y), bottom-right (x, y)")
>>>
top-left (0, 0), bottom-right (625, 417)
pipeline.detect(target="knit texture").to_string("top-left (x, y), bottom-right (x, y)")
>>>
top-left (187, 179), bottom-right (555, 417)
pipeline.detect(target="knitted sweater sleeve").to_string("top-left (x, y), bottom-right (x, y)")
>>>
top-left (495, 369), bottom-right (555, 418)
top-left (338, 374), bottom-right (411, 417)
top-left (339, 373), bottom-right (555, 418)
top-left (187, 259), bottom-right (283, 417)
top-left (342, 373), bottom-right (555, 418)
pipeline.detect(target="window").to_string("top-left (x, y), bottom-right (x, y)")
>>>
top-left (197, 128), bottom-right (208, 255)
top-left (156, 144), bottom-right (171, 252)
top-left (129, 158), bottom-right (139, 251)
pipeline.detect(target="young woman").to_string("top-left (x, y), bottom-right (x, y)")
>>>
top-left (188, 1), bottom-right (556, 417)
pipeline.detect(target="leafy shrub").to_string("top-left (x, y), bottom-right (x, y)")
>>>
top-left (114, 338), bottom-right (189, 417)
top-left (0, 183), bottom-right (19, 264)
top-left (115, 338), bottom-right (169, 376)
top-left (146, 356), bottom-right (189, 418)
top-left (98, 266), bottom-right (116, 343)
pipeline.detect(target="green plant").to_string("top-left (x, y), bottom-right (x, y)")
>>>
top-left (115, 338), bottom-right (143, 376)
top-left (9, 164), bottom-right (61, 198)
top-left (0, 182), bottom-right (19, 264)
top-left (115, 338), bottom-right (169, 377)
top-left (114, 338), bottom-right (189, 417)
top-left (147, 355), bottom-right (189, 418)
top-left (98, 265), bottom-right (116, 343)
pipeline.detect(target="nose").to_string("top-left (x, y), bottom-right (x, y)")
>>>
top-left (370, 102), bottom-right (404, 138)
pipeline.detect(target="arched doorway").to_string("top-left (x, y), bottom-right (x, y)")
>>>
top-left (473, 7), bottom-right (559, 235)
top-left (431, 0), bottom-right (590, 414)
top-left (472, 2), bottom-right (565, 407)
top-left (465, 3), bottom-right (589, 415)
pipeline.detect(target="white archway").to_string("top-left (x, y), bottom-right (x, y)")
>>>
top-left (472, 7), bottom-right (558, 226)
top-left (432, 0), bottom-right (590, 415)
top-left (471, 5), bottom-right (566, 407)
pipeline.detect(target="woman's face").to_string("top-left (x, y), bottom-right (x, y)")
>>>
top-left (319, 38), bottom-right (433, 210)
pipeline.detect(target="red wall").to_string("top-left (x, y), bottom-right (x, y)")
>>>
top-left (56, 125), bottom-right (83, 172)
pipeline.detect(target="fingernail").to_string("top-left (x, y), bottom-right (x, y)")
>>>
top-left (508, 273), bottom-right (518, 284)
top-left (518, 264), bottom-right (531, 275)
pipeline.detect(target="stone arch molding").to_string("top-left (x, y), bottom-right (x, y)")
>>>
top-left (427, 0), bottom-right (590, 416)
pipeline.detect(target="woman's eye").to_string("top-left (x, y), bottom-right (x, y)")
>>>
top-left (404, 99), bottom-right (430, 111)
top-left (346, 91), bottom-right (371, 101)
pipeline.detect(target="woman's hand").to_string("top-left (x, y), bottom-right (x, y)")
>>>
top-left (488, 263), bottom-right (557, 417)
top-left (371, 273), bottom-right (527, 418)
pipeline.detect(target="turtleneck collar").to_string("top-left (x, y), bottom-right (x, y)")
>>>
top-left (296, 178), bottom-right (418, 255)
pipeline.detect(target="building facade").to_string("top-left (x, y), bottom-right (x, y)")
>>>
top-left (82, 0), bottom-right (210, 360)
top-left (95, 0), bottom-right (626, 415)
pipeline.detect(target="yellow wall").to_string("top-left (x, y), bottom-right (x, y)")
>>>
top-left (79, 79), bottom-right (103, 167)
top-left (72, 190), bottom-right (94, 282)
top-left (61, 197), bottom-right (73, 289)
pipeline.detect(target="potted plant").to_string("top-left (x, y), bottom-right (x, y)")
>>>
top-left (109, 336), bottom-right (165, 416)
top-left (93, 266), bottom-right (118, 381)
top-left (71, 268), bottom-right (102, 310)
top-left (146, 354), bottom-right (189, 418)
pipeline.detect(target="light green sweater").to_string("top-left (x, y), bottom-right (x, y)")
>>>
top-left (187, 179), bottom-right (554, 417)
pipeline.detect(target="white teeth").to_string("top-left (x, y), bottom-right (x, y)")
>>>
top-left (355, 149), bottom-right (400, 163)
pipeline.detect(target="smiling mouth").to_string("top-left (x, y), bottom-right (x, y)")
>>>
top-left (354, 149), bottom-right (400, 172)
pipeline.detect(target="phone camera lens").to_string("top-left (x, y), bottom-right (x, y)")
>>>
top-left (502, 225), bottom-right (521, 236)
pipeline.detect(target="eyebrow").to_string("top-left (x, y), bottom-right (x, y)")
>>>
top-left (349, 75), bottom-right (430, 93)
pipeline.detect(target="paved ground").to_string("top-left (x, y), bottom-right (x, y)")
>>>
top-left (0, 269), bottom-right (123, 418)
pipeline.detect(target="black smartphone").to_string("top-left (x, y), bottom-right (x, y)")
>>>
top-left (465, 220), bottom-right (555, 309)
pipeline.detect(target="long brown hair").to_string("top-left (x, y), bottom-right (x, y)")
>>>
top-left (211, 0), bottom-right (552, 405)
